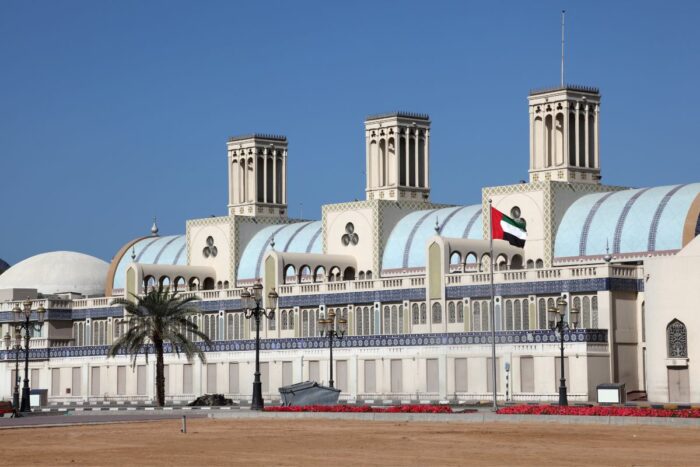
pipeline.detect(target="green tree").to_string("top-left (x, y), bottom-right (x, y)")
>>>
top-left (108, 286), bottom-right (211, 406)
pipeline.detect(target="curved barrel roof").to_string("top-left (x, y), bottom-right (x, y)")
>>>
top-left (237, 221), bottom-right (322, 280)
top-left (554, 183), bottom-right (700, 258)
top-left (110, 235), bottom-right (187, 292)
top-left (381, 205), bottom-right (483, 270)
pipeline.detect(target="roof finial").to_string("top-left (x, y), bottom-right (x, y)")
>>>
top-left (131, 246), bottom-right (136, 261)
top-left (604, 239), bottom-right (612, 263)
top-left (270, 237), bottom-right (276, 251)
top-left (151, 217), bottom-right (159, 236)
top-left (561, 10), bottom-right (566, 87)
top-left (434, 217), bottom-right (441, 234)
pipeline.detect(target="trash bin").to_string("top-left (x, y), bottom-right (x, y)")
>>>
top-left (30, 389), bottom-right (48, 407)
top-left (596, 383), bottom-right (626, 404)
top-left (279, 381), bottom-right (341, 406)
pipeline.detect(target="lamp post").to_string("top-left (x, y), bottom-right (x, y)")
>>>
top-left (318, 309), bottom-right (347, 388)
top-left (240, 283), bottom-right (278, 411)
top-left (548, 297), bottom-right (579, 406)
top-left (11, 299), bottom-right (46, 413)
top-left (3, 329), bottom-right (22, 411)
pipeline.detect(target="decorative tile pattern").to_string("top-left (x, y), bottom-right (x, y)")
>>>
top-left (0, 329), bottom-right (608, 360)
top-left (648, 184), bottom-right (688, 251)
top-left (613, 188), bottom-right (650, 253)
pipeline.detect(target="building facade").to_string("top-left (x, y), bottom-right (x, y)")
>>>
top-left (1, 84), bottom-right (698, 404)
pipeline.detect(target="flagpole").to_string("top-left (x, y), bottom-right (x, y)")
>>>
top-left (488, 198), bottom-right (498, 410)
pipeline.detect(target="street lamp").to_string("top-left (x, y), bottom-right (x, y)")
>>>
top-left (3, 329), bottom-right (22, 411)
top-left (11, 299), bottom-right (46, 413)
top-left (240, 282), bottom-right (278, 411)
top-left (318, 309), bottom-right (347, 388)
top-left (548, 297), bottom-right (579, 406)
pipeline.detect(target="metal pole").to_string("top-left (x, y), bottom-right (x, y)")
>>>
top-left (181, 415), bottom-right (187, 433)
top-left (561, 10), bottom-right (565, 87)
top-left (20, 318), bottom-right (31, 413)
top-left (13, 347), bottom-right (20, 411)
top-left (558, 319), bottom-right (568, 406)
top-left (251, 306), bottom-right (264, 410)
top-left (488, 199), bottom-right (498, 410)
top-left (329, 331), bottom-right (334, 388)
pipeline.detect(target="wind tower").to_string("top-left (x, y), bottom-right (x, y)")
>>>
top-left (227, 134), bottom-right (288, 218)
top-left (364, 112), bottom-right (431, 201)
top-left (528, 11), bottom-right (601, 184)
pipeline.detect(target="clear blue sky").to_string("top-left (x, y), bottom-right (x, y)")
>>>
top-left (1, 0), bottom-right (699, 265)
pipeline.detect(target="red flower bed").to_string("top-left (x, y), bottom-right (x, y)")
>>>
top-left (497, 405), bottom-right (700, 418)
top-left (265, 404), bottom-right (452, 413)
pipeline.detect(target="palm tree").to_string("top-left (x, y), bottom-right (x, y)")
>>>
top-left (109, 286), bottom-right (212, 407)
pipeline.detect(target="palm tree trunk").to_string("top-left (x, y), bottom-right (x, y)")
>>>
top-left (154, 338), bottom-right (165, 407)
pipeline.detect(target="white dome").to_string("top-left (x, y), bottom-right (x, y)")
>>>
top-left (0, 251), bottom-right (109, 296)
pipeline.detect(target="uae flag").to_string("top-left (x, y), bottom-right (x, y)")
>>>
top-left (491, 207), bottom-right (527, 248)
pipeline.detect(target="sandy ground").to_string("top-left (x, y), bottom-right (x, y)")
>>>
top-left (2, 418), bottom-right (700, 466)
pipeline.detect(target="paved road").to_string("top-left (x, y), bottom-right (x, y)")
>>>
top-left (0, 411), bottom-right (207, 429)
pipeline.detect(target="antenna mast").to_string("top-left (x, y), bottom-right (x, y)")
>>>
top-left (561, 10), bottom-right (565, 87)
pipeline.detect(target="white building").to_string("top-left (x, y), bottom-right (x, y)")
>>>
top-left (1, 83), bottom-right (697, 404)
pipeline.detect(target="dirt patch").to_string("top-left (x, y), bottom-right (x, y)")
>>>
top-left (3, 418), bottom-right (700, 466)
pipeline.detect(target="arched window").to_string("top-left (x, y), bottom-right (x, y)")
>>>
top-left (582, 296), bottom-right (591, 329)
top-left (496, 254), bottom-right (508, 271)
top-left (281, 310), bottom-right (288, 330)
top-left (526, 259), bottom-right (535, 269)
top-left (397, 305), bottom-right (404, 334)
top-left (546, 298), bottom-right (555, 327)
top-left (412, 303), bottom-right (420, 325)
top-left (591, 296), bottom-right (599, 328)
top-left (358, 271), bottom-right (365, 280)
top-left (510, 255), bottom-right (523, 270)
top-left (366, 271), bottom-right (373, 279)
top-left (202, 277), bottom-right (215, 290)
top-left (383, 306), bottom-right (390, 333)
top-left (174, 276), bottom-right (185, 291)
top-left (538, 298), bottom-right (546, 329)
top-left (448, 302), bottom-right (456, 323)
top-left (363, 307), bottom-right (372, 335)
top-left (343, 267), bottom-right (356, 281)
top-left (450, 252), bottom-right (461, 265)
top-left (288, 310), bottom-right (295, 330)
top-left (505, 300), bottom-right (513, 331)
top-left (514, 300), bottom-right (521, 330)
top-left (314, 266), bottom-right (326, 283)
top-left (573, 297), bottom-right (582, 327)
top-left (481, 301), bottom-right (490, 331)
top-left (667, 320), bottom-right (688, 358)
top-left (473, 302), bottom-right (481, 332)
top-left (457, 302), bottom-right (464, 323)
top-left (465, 252), bottom-right (477, 267)
top-left (391, 305), bottom-right (398, 334)
top-left (432, 302), bottom-right (442, 324)
top-left (420, 303), bottom-right (427, 324)
top-left (522, 299), bottom-right (529, 330)
top-left (535, 259), bottom-right (544, 269)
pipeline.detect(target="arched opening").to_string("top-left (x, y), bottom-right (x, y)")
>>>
top-left (216, 281), bottom-right (222, 289)
top-left (202, 277), bottom-right (215, 290)
top-left (667, 319), bottom-right (688, 358)
top-left (223, 280), bottom-right (229, 289)
top-left (365, 270), bottom-right (373, 279)
top-left (256, 156), bottom-right (265, 202)
top-left (144, 275), bottom-right (156, 291)
top-left (432, 302), bottom-right (442, 324)
top-left (247, 157), bottom-right (255, 202)
top-left (358, 271), bottom-right (365, 280)
top-left (299, 265), bottom-right (312, 283)
top-left (174, 276), bottom-right (185, 291)
top-left (284, 265), bottom-right (297, 284)
top-left (449, 251), bottom-right (462, 266)
top-left (588, 112), bottom-right (595, 168)
top-left (328, 266), bottom-right (341, 282)
top-left (465, 252), bottom-right (477, 270)
top-left (533, 116), bottom-right (543, 169)
top-left (313, 266), bottom-right (326, 283)
top-left (188, 277), bottom-right (200, 291)
top-left (568, 112), bottom-right (576, 165)
top-left (266, 156), bottom-right (274, 203)
top-left (554, 113), bottom-right (564, 166)
top-left (535, 259), bottom-right (544, 269)
top-left (578, 113), bottom-right (586, 167)
top-left (480, 253), bottom-right (491, 272)
top-left (159, 276), bottom-right (171, 288)
top-left (510, 255), bottom-right (523, 270)
top-left (343, 267), bottom-right (355, 281)
top-left (418, 133), bottom-right (425, 188)
top-left (408, 133), bottom-right (416, 186)
top-left (369, 141), bottom-right (378, 186)
top-left (496, 254), bottom-right (508, 271)
top-left (526, 259), bottom-right (535, 269)
top-left (399, 136), bottom-right (407, 185)
top-left (545, 114), bottom-right (553, 167)
top-left (379, 139), bottom-right (387, 186)
top-left (387, 137), bottom-right (396, 185)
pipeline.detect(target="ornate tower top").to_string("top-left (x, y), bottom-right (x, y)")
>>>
top-left (528, 85), bottom-right (601, 184)
top-left (227, 134), bottom-right (288, 218)
top-left (364, 112), bottom-right (431, 202)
